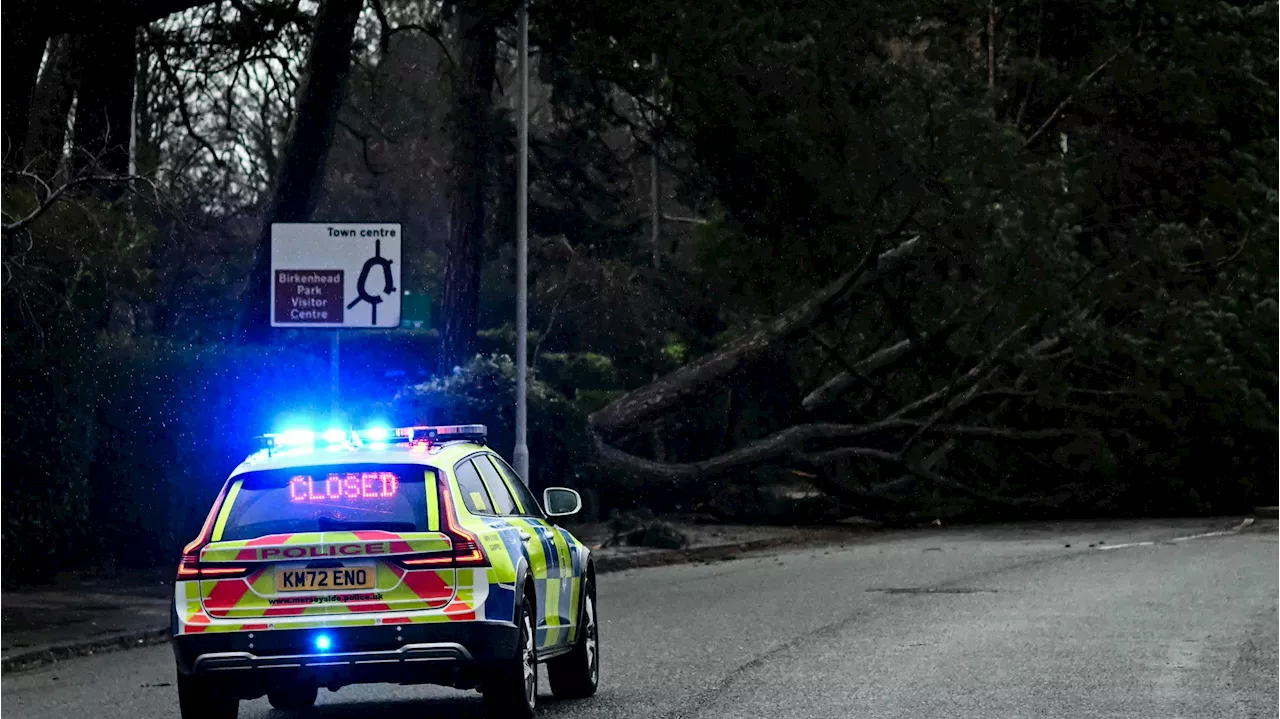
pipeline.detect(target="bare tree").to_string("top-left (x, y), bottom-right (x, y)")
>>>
top-left (2, 0), bottom-right (223, 163)
top-left (237, 0), bottom-right (365, 342)
top-left (24, 35), bottom-right (82, 179)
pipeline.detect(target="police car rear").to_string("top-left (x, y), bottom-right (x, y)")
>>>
top-left (171, 425), bottom-right (567, 719)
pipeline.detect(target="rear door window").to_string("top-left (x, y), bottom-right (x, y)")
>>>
top-left (487, 455), bottom-right (544, 518)
top-left (474, 455), bottom-right (519, 516)
top-left (217, 464), bottom-right (434, 541)
top-left (453, 459), bottom-right (495, 515)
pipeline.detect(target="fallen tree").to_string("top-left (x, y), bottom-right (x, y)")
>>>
top-left (589, 236), bottom-right (924, 437)
top-left (586, 236), bottom-right (1125, 516)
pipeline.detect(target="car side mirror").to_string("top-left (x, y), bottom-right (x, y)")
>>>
top-left (543, 487), bottom-right (582, 518)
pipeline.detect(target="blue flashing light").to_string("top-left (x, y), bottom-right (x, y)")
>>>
top-left (257, 423), bottom-right (488, 458)
top-left (360, 426), bottom-right (390, 442)
top-left (314, 634), bottom-right (333, 652)
top-left (278, 429), bottom-right (315, 447)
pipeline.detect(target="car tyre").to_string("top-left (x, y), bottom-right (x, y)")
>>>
top-left (482, 593), bottom-right (537, 719)
top-left (177, 671), bottom-right (238, 719)
top-left (547, 578), bottom-right (599, 700)
top-left (267, 684), bottom-right (318, 711)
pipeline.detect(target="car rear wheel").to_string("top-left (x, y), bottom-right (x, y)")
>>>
top-left (267, 684), bottom-right (318, 711)
top-left (482, 593), bottom-right (537, 719)
top-left (177, 671), bottom-right (238, 719)
top-left (547, 578), bottom-right (599, 700)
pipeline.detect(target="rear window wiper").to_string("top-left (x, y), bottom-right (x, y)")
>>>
top-left (317, 517), bottom-right (418, 532)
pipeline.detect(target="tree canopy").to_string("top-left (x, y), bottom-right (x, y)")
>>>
top-left (1, 0), bottom-right (1275, 577)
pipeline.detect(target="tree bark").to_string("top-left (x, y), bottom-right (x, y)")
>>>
top-left (588, 237), bottom-right (923, 436)
top-left (801, 337), bottom-right (916, 413)
top-left (236, 0), bottom-right (364, 343)
top-left (2, 10), bottom-right (48, 167)
top-left (4, 0), bottom-right (221, 165)
top-left (24, 34), bottom-right (81, 179)
top-left (69, 29), bottom-right (137, 179)
top-left (437, 8), bottom-right (498, 373)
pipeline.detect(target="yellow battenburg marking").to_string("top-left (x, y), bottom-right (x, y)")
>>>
top-left (480, 533), bottom-right (516, 583)
top-left (211, 480), bottom-right (244, 541)
top-left (544, 578), bottom-right (562, 647)
top-left (567, 576), bottom-right (582, 643)
top-left (425, 471), bottom-right (440, 531)
top-left (377, 563), bottom-right (399, 589)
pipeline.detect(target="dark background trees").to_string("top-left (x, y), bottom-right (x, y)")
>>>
top-left (1, 0), bottom-right (1274, 580)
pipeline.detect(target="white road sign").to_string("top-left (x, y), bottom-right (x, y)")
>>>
top-left (270, 223), bottom-right (402, 328)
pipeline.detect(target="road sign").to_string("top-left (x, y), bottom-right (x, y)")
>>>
top-left (401, 291), bottom-right (431, 329)
top-left (270, 223), bottom-right (402, 328)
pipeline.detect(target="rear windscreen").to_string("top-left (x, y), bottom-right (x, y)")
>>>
top-left (217, 464), bottom-right (436, 542)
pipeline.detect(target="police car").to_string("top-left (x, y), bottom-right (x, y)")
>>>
top-left (171, 425), bottom-right (598, 719)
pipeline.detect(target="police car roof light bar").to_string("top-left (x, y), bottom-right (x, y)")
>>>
top-left (391, 424), bottom-right (487, 445)
top-left (255, 424), bottom-right (487, 456)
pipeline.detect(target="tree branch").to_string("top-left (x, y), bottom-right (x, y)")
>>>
top-left (589, 236), bottom-right (923, 436)
top-left (593, 419), bottom-right (921, 482)
top-left (802, 336), bottom-right (916, 412)
top-left (2, 170), bottom-right (152, 232)
top-left (801, 447), bottom-right (1037, 506)
top-left (1022, 32), bottom-right (1138, 150)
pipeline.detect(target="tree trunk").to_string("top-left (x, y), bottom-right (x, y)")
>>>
top-left (236, 0), bottom-right (363, 343)
top-left (2, 11), bottom-right (48, 166)
top-left (588, 237), bottom-right (923, 437)
top-left (25, 35), bottom-right (81, 179)
top-left (69, 28), bottom-right (136, 178)
top-left (438, 8), bottom-right (497, 373)
top-left (801, 337), bottom-right (917, 413)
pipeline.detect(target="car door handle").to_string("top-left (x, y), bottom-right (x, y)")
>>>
top-left (517, 530), bottom-right (533, 543)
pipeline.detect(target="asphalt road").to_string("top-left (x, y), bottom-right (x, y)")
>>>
top-left (5, 518), bottom-right (1276, 719)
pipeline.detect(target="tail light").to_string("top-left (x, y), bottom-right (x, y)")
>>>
top-left (177, 552), bottom-right (251, 580)
top-left (397, 477), bottom-right (488, 568)
top-left (176, 481), bottom-right (250, 580)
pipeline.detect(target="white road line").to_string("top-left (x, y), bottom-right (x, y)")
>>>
top-left (1096, 541), bottom-right (1156, 550)
top-left (1094, 518), bottom-right (1255, 551)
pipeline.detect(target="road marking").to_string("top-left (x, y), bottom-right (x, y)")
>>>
top-left (1096, 540), bottom-right (1156, 550)
top-left (1095, 518), bottom-right (1255, 551)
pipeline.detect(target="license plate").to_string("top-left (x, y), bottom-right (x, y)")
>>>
top-left (275, 564), bottom-right (375, 592)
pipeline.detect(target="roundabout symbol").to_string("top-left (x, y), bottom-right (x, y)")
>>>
top-left (347, 239), bottom-right (397, 324)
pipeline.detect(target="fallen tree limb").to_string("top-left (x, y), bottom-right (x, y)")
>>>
top-left (592, 419), bottom-right (921, 482)
top-left (588, 236), bottom-right (923, 436)
top-left (802, 337), bottom-right (916, 412)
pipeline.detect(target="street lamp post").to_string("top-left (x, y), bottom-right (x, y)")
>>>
top-left (513, 0), bottom-right (530, 486)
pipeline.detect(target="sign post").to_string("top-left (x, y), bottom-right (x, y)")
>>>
top-left (514, 0), bottom-right (530, 486)
top-left (271, 223), bottom-right (403, 421)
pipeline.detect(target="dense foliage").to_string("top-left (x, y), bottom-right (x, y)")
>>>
top-left (2, 0), bottom-right (1274, 578)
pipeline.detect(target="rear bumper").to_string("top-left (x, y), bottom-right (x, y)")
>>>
top-left (172, 620), bottom-right (519, 687)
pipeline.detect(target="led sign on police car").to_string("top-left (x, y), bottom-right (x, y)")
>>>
top-left (289, 472), bottom-right (400, 502)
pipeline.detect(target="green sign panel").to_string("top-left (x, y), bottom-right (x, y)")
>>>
top-left (401, 291), bottom-right (431, 329)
